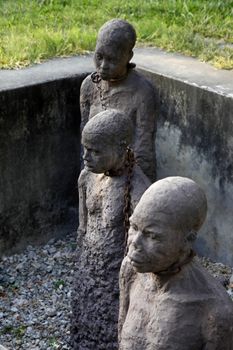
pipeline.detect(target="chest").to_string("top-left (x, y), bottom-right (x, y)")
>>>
top-left (121, 277), bottom-right (203, 350)
top-left (89, 84), bottom-right (137, 123)
top-left (86, 174), bottom-right (126, 226)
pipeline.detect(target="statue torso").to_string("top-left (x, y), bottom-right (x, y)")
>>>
top-left (120, 260), bottom-right (233, 350)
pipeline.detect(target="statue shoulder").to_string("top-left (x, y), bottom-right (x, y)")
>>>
top-left (130, 69), bottom-right (155, 92)
top-left (120, 257), bottom-right (137, 286)
top-left (129, 69), bottom-right (159, 107)
top-left (80, 74), bottom-right (94, 98)
top-left (78, 168), bottom-right (91, 187)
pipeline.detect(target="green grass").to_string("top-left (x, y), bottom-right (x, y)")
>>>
top-left (0, 0), bottom-right (232, 69)
top-left (0, 324), bottom-right (27, 338)
top-left (53, 279), bottom-right (65, 290)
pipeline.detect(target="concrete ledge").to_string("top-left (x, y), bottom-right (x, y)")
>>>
top-left (1, 49), bottom-right (233, 265)
top-left (135, 48), bottom-right (233, 98)
top-left (0, 55), bottom-right (93, 91)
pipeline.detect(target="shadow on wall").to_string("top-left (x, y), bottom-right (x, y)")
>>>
top-left (0, 76), bottom-right (86, 256)
top-left (144, 71), bottom-right (233, 266)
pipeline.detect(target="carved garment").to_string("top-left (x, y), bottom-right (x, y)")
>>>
top-left (71, 167), bottom-right (150, 350)
top-left (80, 69), bottom-right (157, 181)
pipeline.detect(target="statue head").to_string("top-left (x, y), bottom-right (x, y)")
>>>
top-left (94, 19), bottom-right (136, 81)
top-left (82, 109), bottom-right (133, 174)
top-left (127, 177), bottom-right (207, 273)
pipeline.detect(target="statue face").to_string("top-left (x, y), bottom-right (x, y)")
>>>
top-left (82, 136), bottom-right (121, 174)
top-left (127, 209), bottom-right (184, 274)
top-left (94, 38), bottom-right (132, 81)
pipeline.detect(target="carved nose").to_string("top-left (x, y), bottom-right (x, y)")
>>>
top-left (83, 150), bottom-right (90, 161)
top-left (131, 232), bottom-right (143, 250)
top-left (101, 59), bottom-right (109, 70)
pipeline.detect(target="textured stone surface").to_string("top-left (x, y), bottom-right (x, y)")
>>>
top-left (0, 233), bottom-right (76, 350)
top-left (80, 19), bottom-right (157, 181)
top-left (0, 231), bottom-right (231, 350)
top-left (0, 77), bottom-right (82, 255)
top-left (135, 47), bottom-right (233, 98)
top-left (0, 345), bottom-right (8, 350)
top-left (71, 110), bottom-right (150, 349)
top-left (147, 73), bottom-right (233, 265)
top-left (119, 177), bottom-right (233, 350)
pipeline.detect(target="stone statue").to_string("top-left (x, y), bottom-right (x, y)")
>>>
top-left (71, 109), bottom-right (150, 349)
top-left (80, 18), bottom-right (157, 181)
top-left (119, 177), bottom-right (233, 350)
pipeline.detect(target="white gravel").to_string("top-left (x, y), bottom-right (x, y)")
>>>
top-left (0, 233), bottom-right (232, 349)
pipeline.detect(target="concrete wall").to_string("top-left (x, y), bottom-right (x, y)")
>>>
top-left (0, 76), bottom-right (85, 255)
top-left (158, 79), bottom-right (233, 265)
top-left (139, 67), bottom-right (233, 266)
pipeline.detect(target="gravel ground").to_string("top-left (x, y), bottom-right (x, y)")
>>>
top-left (0, 232), bottom-right (232, 350)
top-left (0, 233), bottom-right (77, 350)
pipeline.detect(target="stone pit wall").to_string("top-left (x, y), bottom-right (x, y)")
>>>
top-left (0, 76), bottom-right (84, 255)
top-left (0, 51), bottom-right (233, 266)
top-left (144, 72), bottom-right (233, 266)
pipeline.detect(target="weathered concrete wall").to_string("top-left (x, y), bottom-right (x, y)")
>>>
top-left (154, 77), bottom-right (233, 265)
top-left (0, 76), bottom-right (84, 255)
top-left (136, 48), bottom-right (233, 266)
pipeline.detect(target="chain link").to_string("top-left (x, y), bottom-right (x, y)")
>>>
top-left (91, 72), bottom-right (135, 255)
top-left (123, 147), bottom-right (135, 255)
top-left (91, 71), bottom-right (107, 110)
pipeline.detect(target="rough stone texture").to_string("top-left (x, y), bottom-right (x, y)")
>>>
top-left (134, 48), bottom-right (233, 265)
top-left (0, 77), bottom-right (83, 255)
top-left (145, 74), bottom-right (233, 265)
top-left (119, 177), bottom-right (233, 350)
top-left (0, 345), bottom-right (8, 350)
top-left (80, 20), bottom-right (157, 181)
top-left (135, 48), bottom-right (233, 98)
top-left (0, 231), bottom-right (232, 350)
top-left (0, 55), bottom-right (93, 91)
top-left (71, 110), bottom-right (150, 349)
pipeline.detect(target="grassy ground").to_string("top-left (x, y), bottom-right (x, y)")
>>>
top-left (0, 0), bottom-right (232, 69)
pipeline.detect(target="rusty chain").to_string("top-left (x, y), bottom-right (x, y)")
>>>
top-left (91, 71), bottom-right (108, 110)
top-left (91, 71), bottom-right (135, 255)
top-left (123, 147), bottom-right (135, 255)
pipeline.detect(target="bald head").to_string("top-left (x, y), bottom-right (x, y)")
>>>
top-left (128, 177), bottom-right (207, 273)
top-left (82, 109), bottom-right (133, 147)
top-left (133, 177), bottom-right (207, 236)
top-left (97, 19), bottom-right (136, 51)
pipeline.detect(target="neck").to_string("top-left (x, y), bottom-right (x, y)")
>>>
top-left (104, 167), bottom-right (126, 177)
top-left (108, 71), bottom-right (129, 83)
top-left (104, 148), bottom-right (134, 177)
top-left (104, 158), bottom-right (126, 177)
top-left (152, 250), bottom-right (196, 287)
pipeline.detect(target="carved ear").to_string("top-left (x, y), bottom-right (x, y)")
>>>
top-left (129, 50), bottom-right (133, 61)
top-left (185, 230), bottom-right (197, 243)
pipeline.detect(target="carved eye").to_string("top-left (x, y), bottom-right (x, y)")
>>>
top-left (131, 223), bottom-right (138, 231)
top-left (108, 57), bottom-right (115, 63)
top-left (143, 231), bottom-right (159, 240)
top-left (96, 53), bottom-right (103, 61)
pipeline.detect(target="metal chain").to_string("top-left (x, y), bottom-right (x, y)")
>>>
top-left (91, 71), bottom-right (107, 110)
top-left (91, 72), bottom-right (134, 255)
top-left (123, 147), bottom-right (135, 256)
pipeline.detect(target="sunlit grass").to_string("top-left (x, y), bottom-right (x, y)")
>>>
top-left (0, 0), bottom-right (232, 69)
